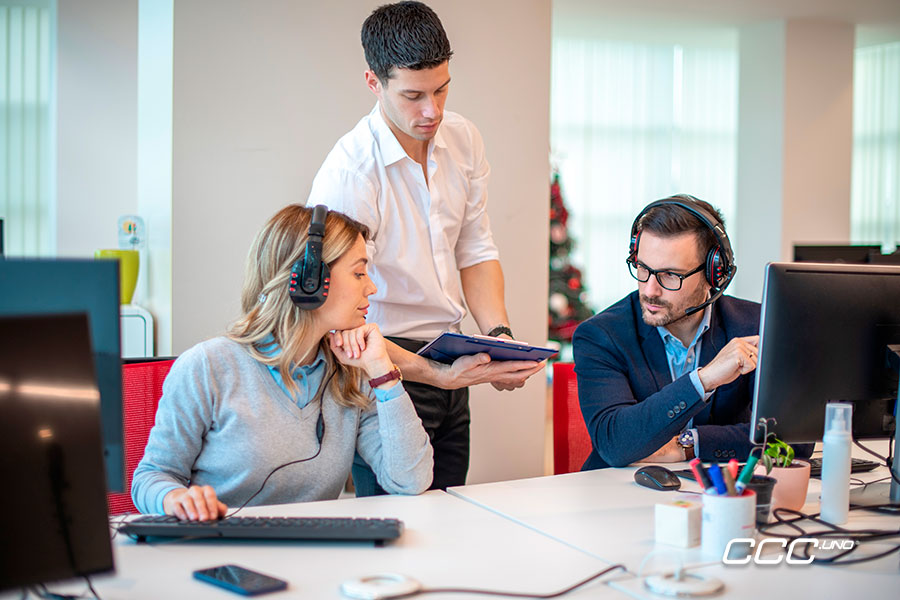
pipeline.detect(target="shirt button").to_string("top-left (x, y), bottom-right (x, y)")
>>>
top-left (667, 410), bottom-right (675, 419)
top-left (679, 401), bottom-right (687, 409)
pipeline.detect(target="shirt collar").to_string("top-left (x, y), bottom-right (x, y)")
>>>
top-left (656, 303), bottom-right (712, 350)
top-left (371, 102), bottom-right (444, 166)
top-left (257, 334), bottom-right (326, 377)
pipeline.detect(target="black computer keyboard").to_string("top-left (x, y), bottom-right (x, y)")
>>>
top-left (808, 456), bottom-right (880, 478)
top-left (120, 515), bottom-right (404, 544)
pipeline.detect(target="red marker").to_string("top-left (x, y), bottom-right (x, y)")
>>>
top-left (727, 458), bottom-right (740, 480)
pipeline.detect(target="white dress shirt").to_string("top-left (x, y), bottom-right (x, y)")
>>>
top-left (308, 103), bottom-right (500, 341)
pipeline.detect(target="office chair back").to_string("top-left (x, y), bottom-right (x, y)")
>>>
top-left (107, 358), bottom-right (175, 515)
top-left (552, 362), bottom-right (592, 474)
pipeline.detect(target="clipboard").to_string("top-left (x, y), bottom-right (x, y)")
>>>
top-left (416, 332), bottom-right (557, 365)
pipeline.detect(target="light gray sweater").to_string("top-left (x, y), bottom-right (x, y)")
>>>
top-left (131, 337), bottom-right (433, 514)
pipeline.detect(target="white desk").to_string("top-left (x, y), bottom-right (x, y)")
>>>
top-left (448, 460), bottom-right (899, 581)
top-left (449, 464), bottom-right (712, 572)
top-left (5, 458), bottom-right (896, 599)
top-left (13, 491), bottom-right (631, 600)
top-left (610, 544), bottom-right (900, 600)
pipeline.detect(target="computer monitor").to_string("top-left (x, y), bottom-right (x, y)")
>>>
top-left (866, 249), bottom-right (900, 266)
top-left (750, 262), bottom-right (900, 503)
top-left (792, 244), bottom-right (880, 264)
top-left (0, 258), bottom-right (124, 491)
top-left (0, 313), bottom-right (115, 591)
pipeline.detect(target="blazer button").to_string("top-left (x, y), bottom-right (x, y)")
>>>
top-left (673, 406), bottom-right (681, 414)
top-left (667, 410), bottom-right (675, 418)
top-left (729, 450), bottom-right (736, 458)
top-left (679, 401), bottom-right (687, 409)
top-left (714, 450), bottom-right (721, 458)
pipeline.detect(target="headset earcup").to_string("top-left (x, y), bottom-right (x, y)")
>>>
top-left (706, 246), bottom-right (724, 288)
top-left (629, 229), bottom-right (642, 259)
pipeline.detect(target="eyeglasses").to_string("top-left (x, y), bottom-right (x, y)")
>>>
top-left (627, 258), bottom-right (704, 291)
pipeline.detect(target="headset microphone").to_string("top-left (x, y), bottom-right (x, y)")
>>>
top-left (683, 279), bottom-right (735, 316)
top-left (289, 205), bottom-right (330, 310)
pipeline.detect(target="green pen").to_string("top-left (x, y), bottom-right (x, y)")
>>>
top-left (734, 453), bottom-right (760, 494)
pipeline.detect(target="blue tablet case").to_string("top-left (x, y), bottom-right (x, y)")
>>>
top-left (416, 332), bottom-right (557, 365)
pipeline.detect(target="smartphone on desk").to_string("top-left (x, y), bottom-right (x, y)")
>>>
top-left (193, 564), bottom-right (288, 596)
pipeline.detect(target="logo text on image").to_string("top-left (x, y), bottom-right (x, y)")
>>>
top-left (722, 537), bottom-right (855, 565)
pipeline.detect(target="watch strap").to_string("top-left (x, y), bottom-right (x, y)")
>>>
top-left (678, 430), bottom-right (696, 461)
top-left (486, 324), bottom-right (513, 339)
top-left (368, 365), bottom-right (402, 389)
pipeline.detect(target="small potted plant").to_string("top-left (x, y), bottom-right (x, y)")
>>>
top-left (755, 421), bottom-right (811, 512)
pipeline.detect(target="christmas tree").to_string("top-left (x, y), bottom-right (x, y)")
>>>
top-left (549, 172), bottom-right (594, 348)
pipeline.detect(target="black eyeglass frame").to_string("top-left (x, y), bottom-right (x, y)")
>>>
top-left (626, 258), bottom-right (705, 291)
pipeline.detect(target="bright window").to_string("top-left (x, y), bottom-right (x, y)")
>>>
top-left (852, 42), bottom-right (900, 253)
top-left (551, 35), bottom-right (738, 312)
top-left (0, 0), bottom-right (54, 256)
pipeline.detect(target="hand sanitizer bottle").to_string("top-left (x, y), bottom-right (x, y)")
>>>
top-left (821, 402), bottom-right (853, 524)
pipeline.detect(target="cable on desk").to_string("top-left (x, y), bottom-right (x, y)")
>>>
top-left (31, 577), bottom-right (102, 600)
top-left (852, 435), bottom-right (899, 486)
top-left (390, 564), bottom-right (625, 599)
top-left (757, 505), bottom-right (900, 566)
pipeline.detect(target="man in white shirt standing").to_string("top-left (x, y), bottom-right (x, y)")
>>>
top-left (308, 1), bottom-right (543, 494)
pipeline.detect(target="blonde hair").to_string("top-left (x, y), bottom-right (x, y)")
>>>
top-left (227, 204), bottom-right (371, 409)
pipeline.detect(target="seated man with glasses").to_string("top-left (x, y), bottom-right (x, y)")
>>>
top-left (573, 195), bottom-right (761, 469)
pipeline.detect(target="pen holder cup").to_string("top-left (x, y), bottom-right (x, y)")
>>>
top-left (744, 475), bottom-right (777, 526)
top-left (701, 489), bottom-right (756, 559)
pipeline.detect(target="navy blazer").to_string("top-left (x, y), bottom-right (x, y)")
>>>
top-left (573, 292), bottom-right (760, 470)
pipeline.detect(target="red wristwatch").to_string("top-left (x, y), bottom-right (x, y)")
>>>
top-left (368, 364), bottom-right (402, 388)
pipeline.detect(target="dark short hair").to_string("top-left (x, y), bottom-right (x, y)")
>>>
top-left (636, 194), bottom-right (726, 261)
top-left (361, 1), bottom-right (453, 83)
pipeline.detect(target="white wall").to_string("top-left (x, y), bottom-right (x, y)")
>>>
top-left (170, 0), bottom-right (551, 484)
top-left (782, 20), bottom-right (854, 257)
top-left (734, 19), bottom-right (855, 301)
top-left (57, 0), bottom-right (137, 256)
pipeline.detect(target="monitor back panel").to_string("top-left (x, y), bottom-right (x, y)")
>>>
top-left (0, 314), bottom-right (115, 590)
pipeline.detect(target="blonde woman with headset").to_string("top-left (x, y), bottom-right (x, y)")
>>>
top-left (132, 205), bottom-right (433, 520)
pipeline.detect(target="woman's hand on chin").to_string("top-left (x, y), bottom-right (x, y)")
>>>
top-left (329, 322), bottom-right (393, 377)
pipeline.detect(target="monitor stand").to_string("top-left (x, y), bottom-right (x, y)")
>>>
top-left (855, 345), bottom-right (900, 511)
top-left (890, 345), bottom-right (900, 504)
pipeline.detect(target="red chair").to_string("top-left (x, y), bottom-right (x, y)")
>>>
top-left (552, 362), bottom-right (593, 474)
top-left (107, 358), bottom-right (175, 515)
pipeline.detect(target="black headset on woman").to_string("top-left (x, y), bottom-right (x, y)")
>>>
top-left (289, 205), bottom-right (331, 310)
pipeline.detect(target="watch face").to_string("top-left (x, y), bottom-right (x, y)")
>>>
top-left (678, 430), bottom-right (694, 447)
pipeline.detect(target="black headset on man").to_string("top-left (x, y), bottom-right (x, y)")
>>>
top-left (289, 204), bottom-right (331, 310)
top-left (628, 194), bottom-right (737, 317)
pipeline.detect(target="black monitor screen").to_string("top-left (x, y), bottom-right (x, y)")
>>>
top-left (792, 244), bottom-right (880, 264)
top-left (0, 259), bottom-right (124, 491)
top-left (751, 262), bottom-right (900, 444)
top-left (0, 314), bottom-right (115, 590)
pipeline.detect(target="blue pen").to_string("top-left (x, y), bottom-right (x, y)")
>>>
top-left (708, 463), bottom-right (728, 496)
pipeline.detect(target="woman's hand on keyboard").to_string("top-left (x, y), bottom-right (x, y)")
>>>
top-left (163, 485), bottom-right (228, 521)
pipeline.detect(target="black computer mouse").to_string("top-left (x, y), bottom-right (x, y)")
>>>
top-left (634, 465), bottom-right (682, 491)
